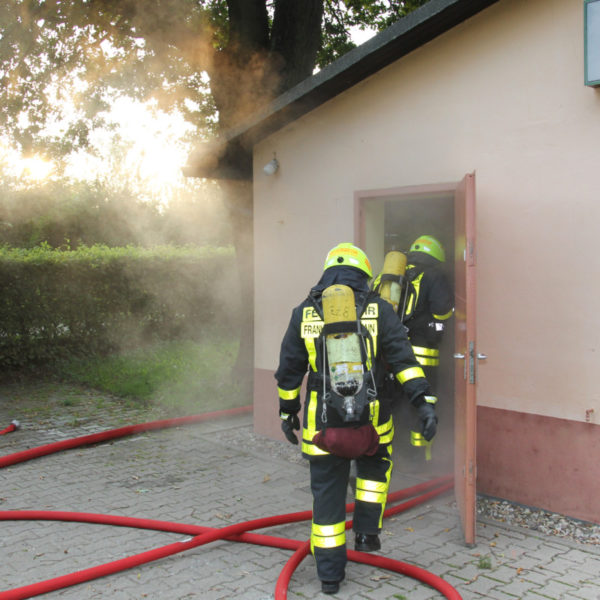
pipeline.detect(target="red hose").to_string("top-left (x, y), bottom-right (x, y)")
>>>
top-left (0, 420), bottom-right (19, 436)
top-left (1, 407), bottom-right (461, 599)
top-left (0, 480), bottom-right (454, 600)
top-left (0, 514), bottom-right (310, 600)
top-left (276, 547), bottom-right (461, 600)
top-left (0, 510), bottom-right (302, 550)
top-left (0, 406), bottom-right (251, 468)
top-left (274, 480), bottom-right (455, 600)
top-left (275, 541), bottom-right (311, 598)
top-left (346, 551), bottom-right (462, 600)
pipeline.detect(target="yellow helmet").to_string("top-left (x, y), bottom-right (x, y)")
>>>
top-left (324, 243), bottom-right (373, 278)
top-left (409, 235), bottom-right (445, 263)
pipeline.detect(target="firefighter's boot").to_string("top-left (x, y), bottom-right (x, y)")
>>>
top-left (354, 533), bottom-right (381, 552)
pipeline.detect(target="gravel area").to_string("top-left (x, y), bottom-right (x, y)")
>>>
top-left (477, 495), bottom-right (600, 547)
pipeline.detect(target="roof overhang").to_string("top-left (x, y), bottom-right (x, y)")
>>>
top-left (183, 0), bottom-right (499, 180)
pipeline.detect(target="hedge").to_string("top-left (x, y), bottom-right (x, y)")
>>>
top-left (0, 244), bottom-right (238, 370)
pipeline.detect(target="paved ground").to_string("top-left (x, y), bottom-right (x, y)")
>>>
top-left (1, 385), bottom-right (600, 599)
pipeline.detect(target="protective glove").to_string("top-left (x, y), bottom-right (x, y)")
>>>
top-left (280, 410), bottom-right (300, 445)
top-left (414, 395), bottom-right (438, 442)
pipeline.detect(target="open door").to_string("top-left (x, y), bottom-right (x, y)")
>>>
top-left (453, 172), bottom-right (477, 546)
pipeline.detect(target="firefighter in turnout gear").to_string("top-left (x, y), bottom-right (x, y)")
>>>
top-left (275, 243), bottom-right (437, 595)
top-left (402, 235), bottom-right (453, 460)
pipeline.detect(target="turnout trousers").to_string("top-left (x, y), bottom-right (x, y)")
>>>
top-left (309, 444), bottom-right (393, 583)
top-left (408, 365), bottom-right (438, 459)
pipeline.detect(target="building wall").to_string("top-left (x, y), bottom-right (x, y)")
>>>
top-left (252, 0), bottom-right (600, 521)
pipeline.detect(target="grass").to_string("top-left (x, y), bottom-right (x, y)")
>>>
top-left (55, 331), bottom-right (248, 415)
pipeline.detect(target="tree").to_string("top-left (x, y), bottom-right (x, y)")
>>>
top-left (0, 0), bottom-right (429, 389)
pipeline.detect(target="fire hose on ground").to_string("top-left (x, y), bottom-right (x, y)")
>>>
top-left (0, 420), bottom-right (19, 436)
top-left (0, 413), bottom-right (462, 599)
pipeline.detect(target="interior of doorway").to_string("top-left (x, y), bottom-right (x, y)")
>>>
top-left (363, 191), bottom-right (456, 492)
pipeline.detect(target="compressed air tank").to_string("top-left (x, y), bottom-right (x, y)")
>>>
top-left (322, 284), bottom-right (363, 398)
top-left (378, 251), bottom-right (407, 312)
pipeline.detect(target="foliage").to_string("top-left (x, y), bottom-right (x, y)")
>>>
top-left (58, 337), bottom-right (244, 413)
top-left (0, 178), bottom-right (232, 249)
top-left (318, 0), bottom-right (428, 68)
top-left (0, 0), bottom-right (218, 158)
top-left (0, 1), bottom-right (429, 159)
top-left (0, 244), bottom-right (238, 371)
top-left (0, 0), bottom-right (430, 389)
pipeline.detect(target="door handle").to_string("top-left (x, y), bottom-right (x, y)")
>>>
top-left (455, 352), bottom-right (487, 360)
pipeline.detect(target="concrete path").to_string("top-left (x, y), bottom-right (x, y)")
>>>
top-left (1, 397), bottom-right (599, 599)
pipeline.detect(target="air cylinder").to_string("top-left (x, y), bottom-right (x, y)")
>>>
top-left (322, 284), bottom-right (363, 398)
top-left (379, 251), bottom-right (407, 312)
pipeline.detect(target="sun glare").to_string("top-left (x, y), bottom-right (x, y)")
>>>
top-left (3, 96), bottom-right (196, 204)
top-left (18, 156), bottom-right (55, 181)
top-left (63, 97), bottom-right (195, 202)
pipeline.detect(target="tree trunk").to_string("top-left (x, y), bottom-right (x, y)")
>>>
top-left (207, 0), bottom-right (325, 397)
top-left (222, 179), bottom-right (254, 397)
top-left (271, 0), bottom-right (324, 91)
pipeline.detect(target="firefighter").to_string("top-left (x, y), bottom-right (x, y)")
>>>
top-left (275, 242), bottom-right (437, 595)
top-left (402, 235), bottom-right (453, 460)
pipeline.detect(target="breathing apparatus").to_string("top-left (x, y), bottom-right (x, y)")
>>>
top-left (320, 284), bottom-right (376, 423)
top-left (402, 235), bottom-right (446, 323)
top-left (377, 251), bottom-right (407, 313)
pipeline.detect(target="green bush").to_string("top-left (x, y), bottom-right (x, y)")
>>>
top-left (0, 180), bottom-right (232, 249)
top-left (0, 244), bottom-right (238, 371)
top-left (58, 338), bottom-right (243, 413)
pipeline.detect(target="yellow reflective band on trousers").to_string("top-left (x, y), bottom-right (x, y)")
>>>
top-left (411, 430), bottom-right (427, 446)
top-left (311, 521), bottom-right (346, 550)
top-left (355, 478), bottom-right (388, 505)
top-left (355, 447), bottom-right (393, 528)
top-left (277, 386), bottom-right (301, 400)
top-left (397, 366), bottom-right (425, 384)
top-left (375, 416), bottom-right (394, 445)
top-left (411, 430), bottom-right (433, 460)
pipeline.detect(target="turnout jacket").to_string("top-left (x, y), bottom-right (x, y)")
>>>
top-left (275, 267), bottom-right (431, 457)
top-left (403, 253), bottom-right (454, 361)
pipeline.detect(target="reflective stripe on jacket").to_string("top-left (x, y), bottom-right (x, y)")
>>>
top-left (275, 288), bottom-right (430, 457)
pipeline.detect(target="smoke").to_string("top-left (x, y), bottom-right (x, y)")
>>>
top-left (0, 1), bottom-right (270, 406)
top-left (0, 176), bottom-right (233, 249)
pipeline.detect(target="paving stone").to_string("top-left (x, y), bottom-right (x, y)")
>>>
top-left (3, 399), bottom-right (600, 600)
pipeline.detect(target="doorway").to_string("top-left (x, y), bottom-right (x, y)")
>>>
top-left (355, 184), bottom-right (456, 491)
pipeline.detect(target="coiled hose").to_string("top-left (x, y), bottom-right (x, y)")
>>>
top-left (0, 413), bottom-right (461, 599)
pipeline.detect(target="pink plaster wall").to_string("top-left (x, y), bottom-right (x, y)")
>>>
top-left (251, 0), bottom-right (600, 523)
top-left (477, 406), bottom-right (600, 523)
